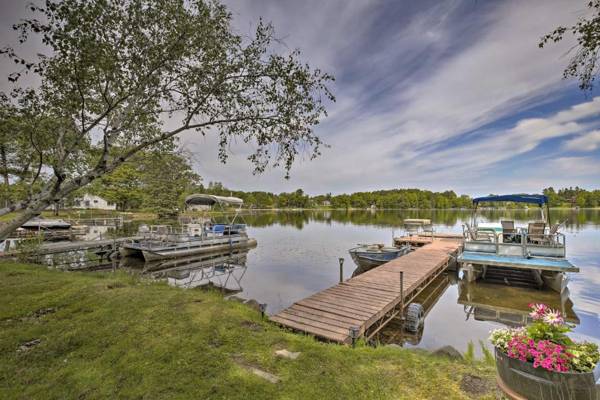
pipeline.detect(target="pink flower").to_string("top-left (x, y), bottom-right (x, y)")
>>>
top-left (506, 337), bottom-right (572, 372)
top-left (542, 309), bottom-right (565, 326)
top-left (529, 303), bottom-right (549, 320)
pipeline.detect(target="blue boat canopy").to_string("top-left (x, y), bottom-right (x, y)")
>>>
top-left (472, 194), bottom-right (548, 206)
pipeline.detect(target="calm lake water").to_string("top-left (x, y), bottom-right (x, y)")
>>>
top-left (50, 209), bottom-right (600, 353)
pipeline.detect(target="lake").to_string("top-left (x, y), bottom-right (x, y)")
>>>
top-left (49, 209), bottom-right (600, 353)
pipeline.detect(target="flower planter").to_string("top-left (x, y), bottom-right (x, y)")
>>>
top-left (495, 347), bottom-right (600, 400)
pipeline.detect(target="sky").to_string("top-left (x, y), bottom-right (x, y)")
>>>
top-left (1, 0), bottom-right (600, 196)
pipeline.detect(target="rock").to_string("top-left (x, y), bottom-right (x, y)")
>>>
top-left (227, 296), bottom-right (246, 303)
top-left (245, 299), bottom-right (262, 312)
top-left (249, 367), bottom-right (280, 384)
top-left (240, 320), bottom-right (263, 331)
top-left (459, 374), bottom-right (494, 398)
top-left (432, 345), bottom-right (463, 360)
top-left (275, 349), bottom-right (300, 360)
top-left (17, 338), bottom-right (41, 352)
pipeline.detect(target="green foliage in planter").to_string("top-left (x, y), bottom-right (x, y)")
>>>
top-left (570, 342), bottom-right (600, 373)
top-left (526, 320), bottom-right (573, 347)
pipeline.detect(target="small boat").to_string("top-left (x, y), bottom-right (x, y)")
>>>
top-left (20, 217), bottom-right (72, 230)
top-left (349, 244), bottom-right (411, 270)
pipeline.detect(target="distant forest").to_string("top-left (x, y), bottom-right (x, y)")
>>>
top-left (198, 182), bottom-right (600, 210)
top-left (48, 150), bottom-right (598, 212)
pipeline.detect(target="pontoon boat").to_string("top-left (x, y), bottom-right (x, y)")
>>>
top-left (119, 195), bottom-right (257, 261)
top-left (457, 194), bottom-right (578, 292)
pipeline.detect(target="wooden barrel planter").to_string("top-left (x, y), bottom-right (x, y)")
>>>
top-left (495, 348), bottom-right (600, 400)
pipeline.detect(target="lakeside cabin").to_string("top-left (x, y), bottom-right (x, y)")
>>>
top-left (72, 194), bottom-right (116, 211)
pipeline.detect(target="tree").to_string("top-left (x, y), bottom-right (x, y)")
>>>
top-left (0, 0), bottom-right (334, 239)
top-left (137, 151), bottom-right (200, 213)
top-left (86, 162), bottom-right (145, 211)
top-left (540, 0), bottom-right (600, 91)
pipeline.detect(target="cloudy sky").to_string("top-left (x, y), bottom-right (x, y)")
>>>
top-left (2, 0), bottom-right (599, 196)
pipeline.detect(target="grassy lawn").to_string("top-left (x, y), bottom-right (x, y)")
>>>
top-left (0, 262), bottom-right (497, 399)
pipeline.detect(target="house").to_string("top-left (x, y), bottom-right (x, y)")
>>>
top-left (72, 194), bottom-right (116, 210)
top-left (187, 204), bottom-right (211, 211)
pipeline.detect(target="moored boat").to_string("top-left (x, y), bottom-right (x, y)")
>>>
top-left (349, 243), bottom-right (411, 270)
top-left (20, 217), bottom-right (72, 230)
top-left (119, 194), bottom-right (257, 261)
top-left (457, 194), bottom-right (578, 292)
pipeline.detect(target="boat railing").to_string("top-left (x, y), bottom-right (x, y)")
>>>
top-left (463, 225), bottom-right (566, 258)
top-left (403, 220), bottom-right (433, 237)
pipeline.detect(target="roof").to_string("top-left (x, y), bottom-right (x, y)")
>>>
top-left (184, 194), bottom-right (243, 207)
top-left (472, 194), bottom-right (548, 206)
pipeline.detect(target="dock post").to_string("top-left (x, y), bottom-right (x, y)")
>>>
top-left (338, 258), bottom-right (344, 283)
top-left (399, 271), bottom-right (405, 321)
top-left (349, 326), bottom-right (359, 347)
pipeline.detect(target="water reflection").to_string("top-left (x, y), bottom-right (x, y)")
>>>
top-left (377, 273), bottom-right (455, 346)
top-left (121, 250), bottom-right (250, 293)
top-left (375, 272), bottom-right (580, 347)
top-left (457, 279), bottom-right (580, 326)
top-left (240, 208), bottom-right (600, 230)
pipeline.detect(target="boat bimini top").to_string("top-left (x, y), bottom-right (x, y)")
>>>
top-left (184, 194), bottom-right (244, 208)
top-left (472, 194), bottom-right (548, 206)
top-left (472, 194), bottom-right (550, 225)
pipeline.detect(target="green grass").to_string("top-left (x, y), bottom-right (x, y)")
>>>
top-left (0, 262), bottom-right (497, 399)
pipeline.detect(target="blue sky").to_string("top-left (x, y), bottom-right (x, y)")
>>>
top-left (180, 0), bottom-right (600, 196)
top-left (1, 0), bottom-right (599, 196)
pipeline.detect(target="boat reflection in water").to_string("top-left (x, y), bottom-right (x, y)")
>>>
top-left (120, 249), bottom-right (251, 294)
top-left (372, 270), bottom-right (579, 347)
top-left (457, 278), bottom-right (580, 326)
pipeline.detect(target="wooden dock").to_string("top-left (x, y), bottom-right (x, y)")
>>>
top-left (1, 237), bottom-right (141, 257)
top-left (394, 233), bottom-right (464, 247)
top-left (271, 238), bottom-right (462, 344)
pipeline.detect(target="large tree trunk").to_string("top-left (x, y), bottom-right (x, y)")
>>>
top-left (0, 200), bottom-right (29, 218)
top-left (0, 199), bottom-right (52, 240)
top-left (0, 163), bottom-right (115, 239)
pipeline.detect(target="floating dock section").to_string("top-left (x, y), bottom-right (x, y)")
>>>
top-left (271, 237), bottom-right (462, 344)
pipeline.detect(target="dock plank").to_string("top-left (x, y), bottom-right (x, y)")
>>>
top-left (271, 238), bottom-right (462, 343)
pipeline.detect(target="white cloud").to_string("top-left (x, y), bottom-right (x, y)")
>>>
top-left (410, 97), bottom-right (600, 176)
top-left (565, 130), bottom-right (600, 152)
top-left (178, 1), bottom-right (600, 194)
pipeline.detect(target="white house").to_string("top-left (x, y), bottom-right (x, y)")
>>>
top-left (187, 204), bottom-right (211, 211)
top-left (72, 194), bottom-right (116, 210)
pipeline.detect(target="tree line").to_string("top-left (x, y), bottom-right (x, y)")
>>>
top-left (4, 146), bottom-right (599, 212)
top-left (199, 183), bottom-right (600, 210)
top-left (543, 187), bottom-right (600, 208)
